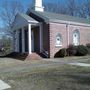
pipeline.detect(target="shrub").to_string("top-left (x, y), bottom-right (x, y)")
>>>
top-left (88, 49), bottom-right (90, 54)
top-left (86, 43), bottom-right (90, 48)
top-left (86, 43), bottom-right (90, 54)
top-left (59, 48), bottom-right (67, 57)
top-left (54, 51), bottom-right (60, 58)
top-left (67, 44), bottom-right (77, 56)
top-left (54, 48), bottom-right (67, 58)
top-left (76, 45), bottom-right (88, 56)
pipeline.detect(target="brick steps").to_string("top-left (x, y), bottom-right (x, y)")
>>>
top-left (26, 53), bottom-right (42, 60)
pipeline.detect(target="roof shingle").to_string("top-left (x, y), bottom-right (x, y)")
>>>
top-left (30, 10), bottom-right (90, 24)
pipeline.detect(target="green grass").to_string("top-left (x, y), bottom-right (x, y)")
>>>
top-left (81, 60), bottom-right (90, 64)
top-left (0, 65), bottom-right (90, 90)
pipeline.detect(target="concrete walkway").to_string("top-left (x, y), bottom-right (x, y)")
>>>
top-left (43, 57), bottom-right (90, 63)
top-left (43, 57), bottom-right (90, 67)
top-left (69, 63), bottom-right (90, 67)
top-left (0, 80), bottom-right (11, 90)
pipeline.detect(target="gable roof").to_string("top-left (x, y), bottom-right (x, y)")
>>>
top-left (12, 13), bottom-right (38, 30)
top-left (30, 10), bottom-right (90, 24)
top-left (18, 13), bottom-right (38, 23)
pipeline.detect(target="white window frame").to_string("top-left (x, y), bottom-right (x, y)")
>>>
top-left (55, 33), bottom-right (62, 47)
top-left (73, 30), bottom-right (80, 46)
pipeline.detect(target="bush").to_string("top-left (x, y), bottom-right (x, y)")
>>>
top-left (86, 43), bottom-right (90, 48)
top-left (86, 43), bottom-right (90, 54)
top-left (87, 49), bottom-right (90, 54)
top-left (54, 51), bottom-right (60, 58)
top-left (67, 44), bottom-right (77, 56)
top-left (76, 45), bottom-right (88, 56)
top-left (54, 48), bottom-right (67, 58)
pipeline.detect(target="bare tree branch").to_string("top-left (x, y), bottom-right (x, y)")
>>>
top-left (0, 0), bottom-right (24, 36)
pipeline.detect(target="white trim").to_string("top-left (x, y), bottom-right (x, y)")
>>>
top-left (28, 20), bottom-right (38, 23)
top-left (50, 20), bottom-right (90, 27)
top-left (55, 33), bottom-right (62, 47)
top-left (73, 30), bottom-right (80, 46)
top-left (55, 45), bottom-right (62, 47)
top-left (28, 24), bottom-right (32, 54)
top-left (22, 28), bottom-right (25, 53)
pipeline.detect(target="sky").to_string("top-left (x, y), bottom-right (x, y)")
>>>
top-left (0, 0), bottom-right (32, 28)
top-left (0, 0), bottom-right (86, 28)
top-left (0, 0), bottom-right (85, 9)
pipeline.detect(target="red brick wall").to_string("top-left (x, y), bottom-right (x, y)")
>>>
top-left (49, 22), bottom-right (90, 58)
top-left (43, 23), bottom-right (49, 52)
top-left (49, 23), bottom-right (67, 58)
top-left (69, 25), bottom-right (90, 45)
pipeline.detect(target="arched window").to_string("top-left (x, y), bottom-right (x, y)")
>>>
top-left (55, 33), bottom-right (62, 46)
top-left (73, 30), bottom-right (80, 46)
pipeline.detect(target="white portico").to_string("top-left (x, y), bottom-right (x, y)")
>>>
top-left (12, 13), bottom-right (40, 54)
top-left (12, 0), bottom-right (44, 54)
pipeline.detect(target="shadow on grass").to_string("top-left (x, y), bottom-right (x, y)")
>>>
top-left (42, 72), bottom-right (90, 90)
top-left (66, 74), bottom-right (90, 86)
top-left (0, 52), bottom-right (28, 61)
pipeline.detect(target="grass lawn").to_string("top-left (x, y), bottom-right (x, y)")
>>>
top-left (0, 64), bottom-right (90, 90)
top-left (77, 55), bottom-right (90, 63)
top-left (80, 60), bottom-right (90, 64)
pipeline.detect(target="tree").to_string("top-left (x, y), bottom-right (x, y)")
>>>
top-left (66, 0), bottom-right (78, 16)
top-left (77, 0), bottom-right (90, 19)
top-left (44, 0), bottom-right (79, 16)
top-left (44, 0), bottom-right (90, 19)
top-left (44, 0), bottom-right (67, 14)
top-left (0, 0), bottom-right (24, 36)
top-left (83, 0), bottom-right (90, 18)
top-left (78, 5), bottom-right (87, 18)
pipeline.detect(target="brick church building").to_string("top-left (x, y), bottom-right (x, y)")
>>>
top-left (12, 0), bottom-right (90, 58)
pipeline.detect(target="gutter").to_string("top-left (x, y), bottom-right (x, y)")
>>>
top-left (49, 19), bottom-right (90, 27)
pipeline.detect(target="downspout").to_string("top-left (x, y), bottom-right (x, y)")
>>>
top-left (66, 23), bottom-right (69, 47)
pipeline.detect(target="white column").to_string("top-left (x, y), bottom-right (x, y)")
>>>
top-left (22, 28), bottom-right (25, 53)
top-left (15, 30), bottom-right (19, 52)
top-left (28, 24), bottom-right (32, 54)
top-left (39, 23), bottom-right (43, 52)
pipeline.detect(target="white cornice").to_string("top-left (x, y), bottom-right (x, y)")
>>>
top-left (50, 19), bottom-right (90, 27)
